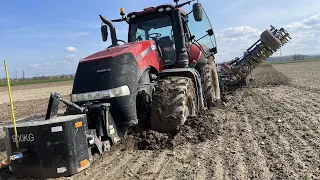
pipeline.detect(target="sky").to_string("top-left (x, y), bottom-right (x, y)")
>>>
top-left (0, 0), bottom-right (320, 78)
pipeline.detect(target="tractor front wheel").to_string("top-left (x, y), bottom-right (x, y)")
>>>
top-left (150, 77), bottom-right (197, 133)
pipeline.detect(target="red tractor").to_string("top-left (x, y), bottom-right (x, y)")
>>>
top-left (3, 1), bottom-right (222, 178)
top-left (70, 0), bottom-right (220, 133)
top-left (3, 1), bottom-right (292, 178)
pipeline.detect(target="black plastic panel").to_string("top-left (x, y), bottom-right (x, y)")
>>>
top-left (72, 53), bottom-right (139, 94)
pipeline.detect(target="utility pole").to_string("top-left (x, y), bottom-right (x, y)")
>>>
top-left (22, 69), bottom-right (25, 80)
top-left (14, 68), bottom-right (18, 79)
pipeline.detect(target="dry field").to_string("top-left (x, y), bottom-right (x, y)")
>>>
top-left (0, 62), bottom-right (319, 180)
top-left (0, 81), bottom-right (72, 124)
top-left (273, 60), bottom-right (320, 90)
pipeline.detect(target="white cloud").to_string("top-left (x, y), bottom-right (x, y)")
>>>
top-left (215, 26), bottom-right (261, 62)
top-left (286, 13), bottom-right (320, 31)
top-left (285, 22), bottom-right (312, 30)
top-left (65, 46), bottom-right (78, 52)
top-left (215, 13), bottom-right (320, 62)
top-left (218, 26), bottom-right (260, 38)
top-left (28, 64), bottom-right (42, 68)
top-left (303, 13), bottom-right (320, 25)
top-left (281, 13), bottom-right (320, 55)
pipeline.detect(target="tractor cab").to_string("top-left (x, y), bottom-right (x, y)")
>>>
top-left (100, 0), bottom-right (218, 68)
top-left (127, 7), bottom-right (177, 66)
top-left (128, 5), bottom-right (176, 66)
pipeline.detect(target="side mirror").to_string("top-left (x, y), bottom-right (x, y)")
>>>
top-left (210, 47), bottom-right (217, 54)
top-left (101, 25), bottom-right (109, 42)
top-left (193, 3), bottom-right (203, 22)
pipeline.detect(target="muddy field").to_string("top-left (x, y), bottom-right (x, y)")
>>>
top-left (0, 63), bottom-right (319, 180)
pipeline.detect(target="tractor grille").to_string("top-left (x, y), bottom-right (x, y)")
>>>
top-left (72, 53), bottom-right (138, 94)
top-left (72, 52), bottom-right (140, 128)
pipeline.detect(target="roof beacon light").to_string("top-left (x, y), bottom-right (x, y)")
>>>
top-left (120, 8), bottom-right (125, 16)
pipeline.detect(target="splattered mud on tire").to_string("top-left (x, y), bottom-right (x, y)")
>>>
top-left (202, 59), bottom-right (221, 106)
top-left (150, 76), bottom-right (196, 133)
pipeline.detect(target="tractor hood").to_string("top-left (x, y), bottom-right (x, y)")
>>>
top-left (73, 40), bottom-right (159, 96)
top-left (72, 40), bottom-right (159, 129)
top-left (81, 40), bottom-right (156, 62)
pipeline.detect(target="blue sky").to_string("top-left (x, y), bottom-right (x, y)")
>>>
top-left (1, 0), bottom-right (320, 78)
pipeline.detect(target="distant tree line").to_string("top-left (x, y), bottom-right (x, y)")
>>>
top-left (0, 74), bottom-right (75, 83)
top-left (267, 54), bottom-right (320, 62)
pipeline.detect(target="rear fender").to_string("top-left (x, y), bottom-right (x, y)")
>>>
top-left (158, 68), bottom-right (205, 109)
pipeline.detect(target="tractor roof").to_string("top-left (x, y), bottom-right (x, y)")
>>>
top-left (127, 4), bottom-right (187, 21)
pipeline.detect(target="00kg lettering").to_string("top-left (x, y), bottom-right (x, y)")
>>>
top-left (12, 134), bottom-right (35, 143)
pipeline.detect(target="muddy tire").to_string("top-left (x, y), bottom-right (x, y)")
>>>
top-left (260, 30), bottom-right (282, 51)
top-left (202, 58), bottom-right (221, 107)
top-left (150, 77), bottom-right (197, 133)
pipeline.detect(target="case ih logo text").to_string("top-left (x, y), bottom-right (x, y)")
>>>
top-left (12, 134), bottom-right (35, 143)
top-left (97, 68), bottom-right (111, 73)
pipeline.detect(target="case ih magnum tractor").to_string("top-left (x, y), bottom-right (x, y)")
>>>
top-left (69, 0), bottom-right (221, 133)
top-left (2, 0), bottom-right (290, 178)
top-left (3, 1), bottom-right (221, 178)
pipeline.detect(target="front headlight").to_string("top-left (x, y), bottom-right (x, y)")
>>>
top-left (110, 86), bottom-right (130, 98)
top-left (71, 85), bottom-right (130, 102)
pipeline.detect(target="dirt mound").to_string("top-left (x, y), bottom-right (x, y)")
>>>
top-left (173, 113), bottom-right (218, 146)
top-left (248, 64), bottom-right (291, 86)
top-left (115, 128), bottom-right (174, 151)
top-left (118, 110), bottom-right (221, 151)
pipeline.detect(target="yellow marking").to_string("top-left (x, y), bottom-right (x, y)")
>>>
top-left (4, 60), bottom-right (19, 149)
top-left (75, 121), bottom-right (83, 128)
top-left (80, 159), bottom-right (88, 167)
top-left (110, 128), bottom-right (115, 135)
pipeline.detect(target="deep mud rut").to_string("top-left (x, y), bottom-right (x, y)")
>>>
top-left (1, 65), bottom-right (320, 180)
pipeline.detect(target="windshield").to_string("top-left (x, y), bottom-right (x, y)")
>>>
top-left (129, 15), bottom-right (174, 44)
top-left (187, 6), bottom-right (217, 55)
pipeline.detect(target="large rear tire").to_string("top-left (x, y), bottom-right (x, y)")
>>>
top-left (150, 77), bottom-right (197, 133)
top-left (202, 58), bottom-right (221, 107)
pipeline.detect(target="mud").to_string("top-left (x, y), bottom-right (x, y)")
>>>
top-left (0, 64), bottom-right (320, 180)
top-left (120, 113), bottom-right (218, 151)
